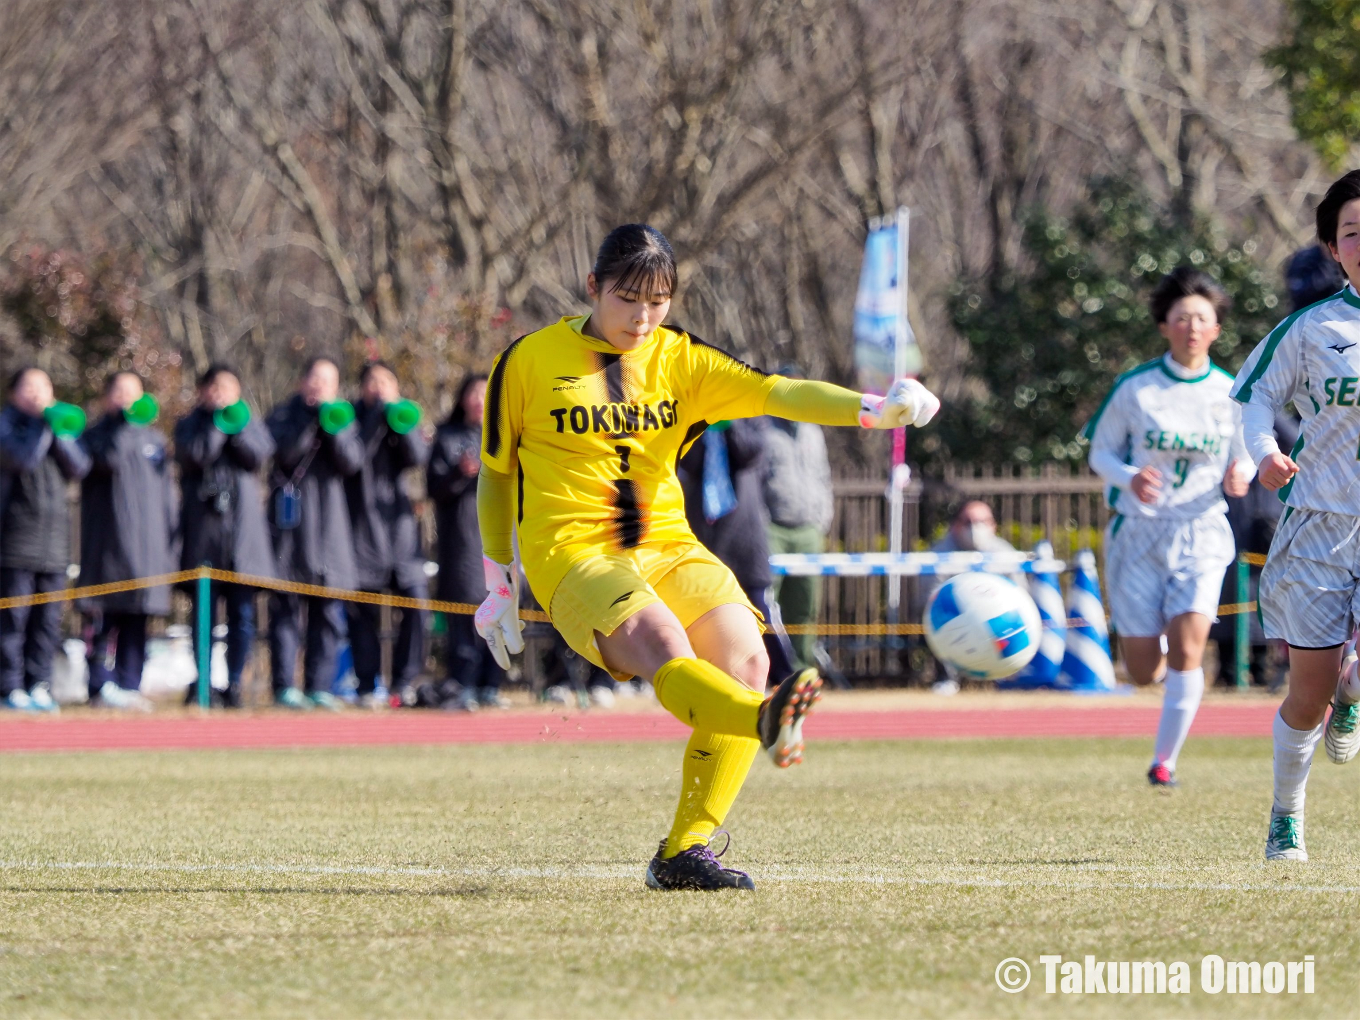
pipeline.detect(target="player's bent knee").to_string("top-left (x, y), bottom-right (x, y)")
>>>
top-left (686, 603), bottom-right (769, 690)
top-left (728, 646), bottom-right (770, 693)
top-left (596, 602), bottom-right (695, 681)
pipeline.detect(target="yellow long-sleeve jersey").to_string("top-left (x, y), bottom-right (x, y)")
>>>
top-left (480, 315), bottom-right (859, 608)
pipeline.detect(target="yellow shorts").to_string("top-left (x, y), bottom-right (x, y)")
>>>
top-left (548, 541), bottom-right (760, 682)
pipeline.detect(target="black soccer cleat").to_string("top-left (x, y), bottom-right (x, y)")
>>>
top-left (644, 834), bottom-right (755, 891)
top-left (757, 667), bottom-right (822, 768)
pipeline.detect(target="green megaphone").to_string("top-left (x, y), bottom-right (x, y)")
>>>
top-left (318, 400), bottom-right (356, 435)
top-left (43, 402), bottom-right (86, 439)
top-left (385, 399), bottom-right (421, 435)
top-left (213, 400), bottom-right (251, 436)
top-left (125, 393), bottom-right (159, 426)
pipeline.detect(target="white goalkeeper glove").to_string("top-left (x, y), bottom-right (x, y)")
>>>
top-left (474, 556), bottom-right (525, 670)
top-left (858, 378), bottom-right (940, 429)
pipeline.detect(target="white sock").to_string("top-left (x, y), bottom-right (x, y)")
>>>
top-left (1151, 667), bottom-right (1204, 773)
top-left (1272, 710), bottom-right (1323, 816)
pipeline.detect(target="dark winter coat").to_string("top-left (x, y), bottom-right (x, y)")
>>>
top-left (173, 407), bottom-right (277, 578)
top-left (77, 412), bottom-right (178, 614)
top-left (0, 404), bottom-right (91, 574)
top-left (678, 417), bottom-right (772, 591)
top-left (426, 419), bottom-right (484, 604)
top-left (265, 394), bottom-right (364, 590)
top-left (345, 400), bottom-right (430, 590)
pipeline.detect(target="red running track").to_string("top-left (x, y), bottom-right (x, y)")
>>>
top-left (0, 703), bottom-right (1280, 753)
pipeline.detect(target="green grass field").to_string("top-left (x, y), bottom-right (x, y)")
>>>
top-left (2, 737), bottom-right (1358, 1018)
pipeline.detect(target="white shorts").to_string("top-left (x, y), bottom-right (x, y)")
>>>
top-left (1103, 513), bottom-right (1235, 637)
top-left (1260, 507), bottom-right (1360, 648)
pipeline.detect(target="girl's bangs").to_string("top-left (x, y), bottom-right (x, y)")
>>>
top-left (607, 255), bottom-right (676, 298)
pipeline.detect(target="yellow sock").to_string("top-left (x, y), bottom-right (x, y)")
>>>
top-left (652, 657), bottom-right (763, 737)
top-left (663, 730), bottom-right (760, 857)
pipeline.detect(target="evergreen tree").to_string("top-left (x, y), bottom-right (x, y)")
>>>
top-left (1267, 0), bottom-right (1360, 169)
top-left (923, 177), bottom-right (1281, 467)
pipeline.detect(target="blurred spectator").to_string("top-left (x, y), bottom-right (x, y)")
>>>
top-left (0, 367), bottom-right (91, 712)
top-left (1285, 244), bottom-right (1346, 311)
top-left (174, 364), bottom-right (276, 708)
top-left (679, 418), bottom-right (797, 686)
top-left (425, 375), bottom-right (509, 711)
top-left (762, 363), bottom-right (834, 670)
top-left (79, 371), bottom-right (177, 711)
top-left (266, 356), bottom-right (364, 711)
top-left (345, 362), bottom-right (430, 709)
top-left (931, 501), bottom-right (1016, 556)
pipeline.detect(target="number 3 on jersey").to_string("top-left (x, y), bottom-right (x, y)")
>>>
top-left (615, 445), bottom-right (632, 473)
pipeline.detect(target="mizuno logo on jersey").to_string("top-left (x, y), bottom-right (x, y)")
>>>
top-left (549, 400), bottom-right (679, 435)
top-left (1142, 430), bottom-right (1223, 454)
top-left (1322, 377), bottom-right (1360, 406)
top-left (1330, 343), bottom-right (1356, 354)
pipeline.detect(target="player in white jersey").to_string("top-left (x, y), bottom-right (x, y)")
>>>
top-left (1232, 170), bottom-right (1360, 861)
top-left (1084, 267), bottom-right (1254, 788)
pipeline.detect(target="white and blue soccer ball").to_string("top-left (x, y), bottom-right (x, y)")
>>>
top-left (923, 572), bottom-right (1042, 680)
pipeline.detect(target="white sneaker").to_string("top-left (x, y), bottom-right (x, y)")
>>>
top-left (543, 684), bottom-right (572, 705)
top-left (3, 689), bottom-right (38, 712)
top-left (1326, 647), bottom-right (1360, 764)
top-left (27, 684), bottom-right (59, 713)
top-left (1265, 811), bottom-right (1307, 861)
top-left (358, 691), bottom-right (388, 711)
top-left (96, 681), bottom-right (153, 712)
top-left (589, 685), bottom-right (616, 709)
top-left (478, 688), bottom-right (511, 710)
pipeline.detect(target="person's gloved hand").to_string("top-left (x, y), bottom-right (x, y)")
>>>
top-left (858, 378), bottom-right (940, 429)
top-left (474, 556), bottom-right (525, 670)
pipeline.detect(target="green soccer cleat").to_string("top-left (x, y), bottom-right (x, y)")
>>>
top-left (1265, 811), bottom-right (1307, 861)
top-left (757, 668), bottom-right (822, 768)
top-left (1325, 646), bottom-right (1360, 764)
top-left (1325, 698), bottom-right (1359, 764)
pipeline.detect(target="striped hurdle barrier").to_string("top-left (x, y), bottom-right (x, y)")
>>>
top-left (769, 550), bottom-right (1067, 577)
top-left (1059, 550), bottom-right (1117, 691)
top-left (998, 542), bottom-right (1066, 690)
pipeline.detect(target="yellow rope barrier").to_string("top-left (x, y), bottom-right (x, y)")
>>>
top-left (0, 561), bottom-right (1266, 636)
top-left (199, 569), bottom-right (552, 623)
top-left (0, 570), bottom-right (204, 611)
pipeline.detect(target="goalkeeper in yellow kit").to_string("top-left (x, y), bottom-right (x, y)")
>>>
top-left (474, 224), bottom-right (939, 890)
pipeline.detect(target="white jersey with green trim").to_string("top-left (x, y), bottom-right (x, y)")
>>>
top-left (1231, 285), bottom-right (1360, 514)
top-left (1083, 354), bottom-right (1244, 520)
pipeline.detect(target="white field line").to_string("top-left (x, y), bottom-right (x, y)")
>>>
top-left (2, 859), bottom-right (1359, 894)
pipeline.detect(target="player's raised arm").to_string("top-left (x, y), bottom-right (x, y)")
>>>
top-left (762, 375), bottom-right (940, 429)
top-left (682, 335), bottom-right (939, 431)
